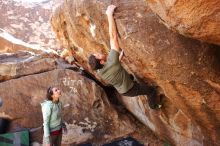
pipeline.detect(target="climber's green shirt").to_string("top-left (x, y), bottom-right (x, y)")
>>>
top-left (97, 49), bottom-right (134, 94)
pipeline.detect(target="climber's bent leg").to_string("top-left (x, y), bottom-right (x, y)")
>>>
top-left (122, 81), bottom-right (142, 97)
top-left (122, 81), bottom-right (161, 109)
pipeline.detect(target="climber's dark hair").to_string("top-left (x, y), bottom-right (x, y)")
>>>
top-left (46, 87), bottom-right (53, 101)
top-left (88, 54), bottom-right (103, 70)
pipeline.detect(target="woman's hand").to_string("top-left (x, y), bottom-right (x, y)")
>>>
top-left (63, 127), bottom-right (68, 134)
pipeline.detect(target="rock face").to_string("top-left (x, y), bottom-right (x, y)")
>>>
top-left (0, 34), bottom-right (59, 82)
top-left (146, 0), bottom-right (220, 45)
top-left (0, 35), bottom-right (42, 54)
top-left (51, 0), bottom-right (220, 145)
top-left (0, 0), bottom-right (61, 49)
top-left (0, 51), bottom-right (57, 81)
top-left (0, 29), bottom-right (77, 82)
top-left (0, 0), bottom-right (165, 144)
top-left (0, 69), bottom-right (136, 145)
top-left (0, 33), bottom-right (162, 145)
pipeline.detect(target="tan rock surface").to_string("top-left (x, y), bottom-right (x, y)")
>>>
top-left (0, 0), bottom-right (61, 50)
top-left (0, 35), bottom-right (42, 54)
top-left (146, 0), bottom-right (220, 45)
top-left (51, 0), bottom-right (220, 145)
top-left (0, 69), bottom-right (136, 145)
top-left (0, 51), bottom-right (58, 81)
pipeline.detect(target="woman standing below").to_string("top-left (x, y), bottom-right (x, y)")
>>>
top-left (41, 87), bottom-right (67, 146)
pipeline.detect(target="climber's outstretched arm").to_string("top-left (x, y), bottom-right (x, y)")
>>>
top-left (106, 5), bottom-right (120, 52)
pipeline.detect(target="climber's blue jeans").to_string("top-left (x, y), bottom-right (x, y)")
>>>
top-left (122, 81), bottom-right (158, 109)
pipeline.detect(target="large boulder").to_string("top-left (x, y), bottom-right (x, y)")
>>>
top-left (0, 30), bottom-right (78, 82)
top-left (0, 69), bottom-right (140, 145)
top-left (0, 36), bottom-right (162, 145)
top-left (146, 0), bottom-right (220, 45)
top-left (51, 0), bottom-right (220, 145)
top-left (0, 51), bottom-right (58, 81)
top-left (0, 28), bottom-right (77, 82)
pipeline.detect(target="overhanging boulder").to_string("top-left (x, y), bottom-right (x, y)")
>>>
top-left (51, 0), bottom-right (220, 145)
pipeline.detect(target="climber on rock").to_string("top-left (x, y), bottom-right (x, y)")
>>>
top-left (88, 5), bottom-right (162, 109)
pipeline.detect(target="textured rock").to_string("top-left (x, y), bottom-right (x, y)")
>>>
top-left (0, 0), bottom-right (61, 50)
top-left (0, 35), bottom-right (42, 54)
top-left (0, 69), bottom-right (137, 145)
top-left (0, 51), bottom-right (59, 82)
top-left (0, 31), bottom-right (78, 82)
top-left (0, 26), bottom-right (80, 82)
top-left (51, 0), bottom-right (220, 145)
top-left (0, 37), bottom-right (162, 145)
top-left (146, 0), bottom-right (220, 45)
